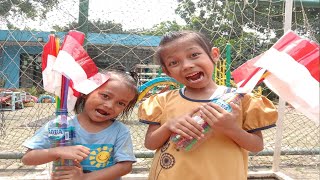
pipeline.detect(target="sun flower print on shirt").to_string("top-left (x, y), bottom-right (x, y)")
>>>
top-left (88, 145), bottom-right (113, 169)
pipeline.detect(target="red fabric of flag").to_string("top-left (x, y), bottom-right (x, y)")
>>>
top-left (232, 31), bottom-right (319, 84)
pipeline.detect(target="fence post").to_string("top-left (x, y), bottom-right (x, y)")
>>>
top-left (272, 0), bottom-right (293, 172)
top-left (226, 43), bottom-right (231, 87)
top-left (78, 0), bottom-right (89, 49)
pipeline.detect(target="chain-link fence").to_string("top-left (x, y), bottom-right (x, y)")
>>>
top-left (0, 0), bottom-right (319, 179)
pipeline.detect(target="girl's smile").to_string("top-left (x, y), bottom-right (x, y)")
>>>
top-left (161, 36), bottom-right (217, 93)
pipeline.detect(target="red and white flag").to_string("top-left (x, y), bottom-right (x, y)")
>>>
top-left (232, 31), bottom-right (319, 125)
top-left (52, 31), bottom-right (109, 95)
top-left (42, 31), bottom-right (109, 111)
top-left (42, 34), bottom-right (62, 96)
top-left (255, 48), bottom-right (319, 125)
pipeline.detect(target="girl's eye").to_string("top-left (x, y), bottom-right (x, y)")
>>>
top-left (101, 94), bottom-right (109, 99)
top-left (191, 52), bottom-right (200, 58)
top-left (118, 102), bottom-right (127, 107)
top-left (168, 60), bottom-right (178, 67)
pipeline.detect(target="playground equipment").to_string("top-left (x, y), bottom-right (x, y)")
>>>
top-left (37, 94), bottom-right (55, 103)
top-left (136, 43), bottom-right (257, 101)
top-left (138, 77), bottom-right (180, 101)
top-left (0, 91), bottom-right (25, 111)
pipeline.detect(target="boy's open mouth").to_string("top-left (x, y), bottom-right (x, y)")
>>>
top-left (186, 72), bottom-right (203, 82)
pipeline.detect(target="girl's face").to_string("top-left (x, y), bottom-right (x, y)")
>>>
top-left (160, 36), bottom-right (219, 89)
top-left (82, 78), bottom-right (135, 124)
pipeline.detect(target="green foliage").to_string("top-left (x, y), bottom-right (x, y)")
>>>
top-left (142, 21), bottom-right (186, 35)
top-left (52, 19), bottom-right (125, 33)
top-left (0, 0), bottom-right (59, 19)
top-left (174, 0), bottom-right (273, 67)
top-left (174, 0), bottom-right (319, 69)
top-left (20, 86), bottom-right (46, 97)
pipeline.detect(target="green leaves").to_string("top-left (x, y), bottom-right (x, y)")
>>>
top-left (0, 0), bottom-right (59, 19)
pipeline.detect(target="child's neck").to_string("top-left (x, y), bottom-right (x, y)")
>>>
top-left (77, 114), bottom-right (114, 133)
top-left (184, 83), bottom-right (219, 100)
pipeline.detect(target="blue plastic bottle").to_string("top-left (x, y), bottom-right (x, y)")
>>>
top-left (48, 109), bottom-right (75, 171)
top-left (171, 93), bottom-right (243, 151)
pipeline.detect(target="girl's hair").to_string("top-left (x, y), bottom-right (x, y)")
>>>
top-left (154, 31), bottom-right (214, 71)
top-left (74, 69), bottom-right (139, 119)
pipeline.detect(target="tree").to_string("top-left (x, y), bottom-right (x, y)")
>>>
top-left (52, 19), bottom-right (125, 33)
top-left (0, 0), bottom-right (59, 19)
top-left (141, 21), bottom-right (186, 36)
top-left (175, 0), bottom-right (267, 67)
top-left (174, 0), bottom-right (319, 68)
top-left (0, 0), bottom-right (59, 29)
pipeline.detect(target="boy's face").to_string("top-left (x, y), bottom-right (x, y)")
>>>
top-left (83, 77), bottom-right (135, 123)
top-left (160, 36), bottom-right (218, 89)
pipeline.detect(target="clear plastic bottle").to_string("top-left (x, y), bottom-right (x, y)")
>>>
top-left (171, 93), bottom-right (243, 151)
top-left (48, 109), bottom-right (75, 171)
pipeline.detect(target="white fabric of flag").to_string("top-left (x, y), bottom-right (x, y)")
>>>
top-left (254, 48), bottom-right (319, 125)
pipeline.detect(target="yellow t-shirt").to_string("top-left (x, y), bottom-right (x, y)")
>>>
top-left (138, 87), bottom-right (278, 180)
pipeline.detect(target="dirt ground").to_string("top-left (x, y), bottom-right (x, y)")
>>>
top-left (0, 103), bottom-right (319, 179)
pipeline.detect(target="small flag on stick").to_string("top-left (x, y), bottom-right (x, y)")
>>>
top-left (232, 30), bottom-right (319, 125)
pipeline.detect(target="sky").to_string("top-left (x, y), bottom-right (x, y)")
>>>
top-left (1, 0), bottom-right (185, 31)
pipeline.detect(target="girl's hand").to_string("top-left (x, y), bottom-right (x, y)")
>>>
top-left (199, 102), bottom-right (241, 134)
top-left (50, 145), bottom-right (90, 162)
top-left (51, 160), bottom-right (84, 180)
top-left (166, 107), bottom-right (204, 140)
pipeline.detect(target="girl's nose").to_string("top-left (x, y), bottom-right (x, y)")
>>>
top-left (103, 100), bottom-right (113, 109)
top-left (182, 60), bottom-right (194, 70)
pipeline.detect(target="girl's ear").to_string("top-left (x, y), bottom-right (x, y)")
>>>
top-left (211, 47), bottom-right (220, 63)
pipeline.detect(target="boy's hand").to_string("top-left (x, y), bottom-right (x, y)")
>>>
top-left (51, 160), bottom-right (84, 180)
top-left (51, 145), bottom-right (90, 162)
top-left (200, 102), bottom-right (241, 134)
top-left (166, 107), bottom-right (204, 140)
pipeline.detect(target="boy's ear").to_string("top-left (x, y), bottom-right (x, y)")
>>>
top-left (211, 47), bottom-right (220, 63)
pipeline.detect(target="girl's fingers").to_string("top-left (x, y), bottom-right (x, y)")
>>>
top-left (180, 120), bottom-right (203, 140)
top-left (77, 151), bottom-right (89, 159)
top-left (74, 154), bottom-right (86, 161)
top-left (229, 102), bottom-right (240, 112)
top-left (186, 117), bottom-right (204, 136)
top-left (187, 116), bottom-right (204, 132)
top-left (208, 102), bottom-right (226, 114)
top-left (73, 159), bottom-right (82, 168)
top-left (174, 129), bottom-right (192, 140)
top-left (200, 106), bottom-right (217, 126)
top-left (52, 171), bottom-right (70, 178)
top-left (81, 147), bottom-right (91, 154)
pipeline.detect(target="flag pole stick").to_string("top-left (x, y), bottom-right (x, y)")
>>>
top-left (55, 37), bottom-right (61, 111)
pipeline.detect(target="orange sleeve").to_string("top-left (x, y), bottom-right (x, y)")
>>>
top-left (241, 94), bottom-right (278, 132)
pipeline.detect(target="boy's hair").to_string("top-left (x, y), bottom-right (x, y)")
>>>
top-left (74, 69), bottom-right (139, 119)
top-left (154, 30), bottom-right (214, 71)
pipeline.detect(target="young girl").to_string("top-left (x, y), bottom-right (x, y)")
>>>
top-left (22, 70), bottom-right (139, 180)
top-left (138, 31), bottom-right (278, 180)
